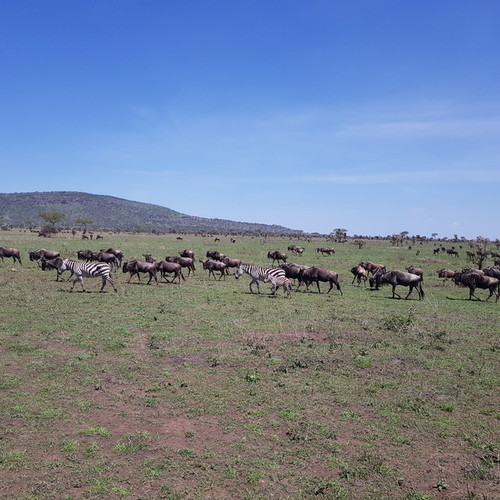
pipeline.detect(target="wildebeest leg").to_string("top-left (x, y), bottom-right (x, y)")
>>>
top-left (392, 285), bottom-right (402, 299)
top-left (316, 281), bottom-right (321, 293)
top-left (404, 286), bottom-right (414, 300)
top-left (469, 286), bottom-right (480, 301)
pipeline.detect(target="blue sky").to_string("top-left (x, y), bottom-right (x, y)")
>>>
top-left (1, 1), bottom-right (499, 239)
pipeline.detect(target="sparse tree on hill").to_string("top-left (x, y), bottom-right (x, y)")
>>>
top-left (38, 211), bottom-right (65, 226)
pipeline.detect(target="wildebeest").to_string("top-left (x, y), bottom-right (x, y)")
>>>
top-left (221, 256), bottom-right (241, 274)
top-left (483, 267), bottom-right (500, 279)
top-left (267, 251), bottom-right (288, 265)
top-left (166, 256), bottom-right (196, 275)
top-left (206, 250), bottom-right (225, 261)
top-left (298, 266), bottom-right (342, 295)
top-left (437, 269), bottom-right (455, 284)
top-left (406, 266), bottom-right (424, 281)
top-left (0, 246), bottom-right (22, 265)
top-left (101, 248), bottom-right (124, 266)
top-left (40, 256), bottom-right (74, 281)
top-left (179, 249), bottom-right (195, 260)
top-left (376, 270), bottom-right (424, 300)
top-left (200, 259), bottom-right (227, 280)
top-left (316, 247), bottom-right (335, 255)
top-left (29, 249), bottom-right (60, 265)
top-left (122, 260), bottom-right (158, 285)
top-left (350, 264), bottom-right (368, 285)
top-left (281, 263), bottom-right (310, 285)
top-left (95, 251), bottom-right (119, 270)
top-left (154, 260), bottom-right (184, 283)
top-left (453, 271), bottom-right (499, 302)
top-left (76, 249), bottom-right (95, 261)
top-left (359, 261), bottom-right (386, 276)
top-left (288, 245), bottom-right (304, 256)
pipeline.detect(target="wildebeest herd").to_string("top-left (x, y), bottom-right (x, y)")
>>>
top-left (1, 244), bottom-right (499, 302)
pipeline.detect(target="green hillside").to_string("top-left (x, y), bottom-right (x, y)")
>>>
top-left (0, 191), bottom-right (304, 235)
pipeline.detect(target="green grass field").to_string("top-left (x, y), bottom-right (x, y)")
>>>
top-left (0, 231), bottom-right (499, 499)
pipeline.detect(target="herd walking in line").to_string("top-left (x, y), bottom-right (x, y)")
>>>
top-left (1, 243), bottom-right (499, 302)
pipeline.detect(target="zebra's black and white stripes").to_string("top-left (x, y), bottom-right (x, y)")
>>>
top-left (57, 258), bottom-right (117, 292)
top-left (235, 263), bottom-right (291, 296)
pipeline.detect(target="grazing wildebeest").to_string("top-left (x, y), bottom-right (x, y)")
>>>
top-left (316, 247), bottom-right (335, 255)
top-left (29, 249), bottom-right (60, 265)
top-left (122, 260), bottom-right (158, 285)
top-left (298, 266), bottom-right (342, 295)
top-left (154, 260), bottom-right (184, 283)
top-left (350, 264), bottom-right (368, 285)
top-left (166, 256), bottom-right (195, 275)
top-left (267, 251), bottom-right (288, 265)
top-left (406, 266), bottom-right (424, 281)
top-left (453, 271), bottom-right (499, 302)
top-left (288, 245), bottom-right (304, 256)
top-left (200, 259), bottom-right (227, 280)
top-left (437, 269), bottom-right (455, 284)
top-left (0, 246), bottom-right (22, 265)
top-left (377, 270), bottom-right (424, 300)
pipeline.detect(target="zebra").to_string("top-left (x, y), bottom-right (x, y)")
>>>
top-left (235, 263), bottom-right (291, 296)
top-left (49, 258), bottom-right (117, 292)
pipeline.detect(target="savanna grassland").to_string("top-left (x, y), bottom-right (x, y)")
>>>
top-left (0, 231), bottom-right (499, 500)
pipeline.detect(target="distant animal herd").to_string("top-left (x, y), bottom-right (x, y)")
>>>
top-left (0, 244), bottom-right (499, 302)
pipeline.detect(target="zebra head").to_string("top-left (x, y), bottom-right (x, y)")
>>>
top-left (235, 265), bottom-right (244, 279)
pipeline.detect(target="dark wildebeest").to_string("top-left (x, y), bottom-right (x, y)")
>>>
top-left (154, 260), bottom-right (184, 284)
top-left (221, 256), bottom-right (241, 275)
top-left (288, 245), bottom-right (304, 256)
top-left (316, 247), bottom-right (335, 256)
top-left (406, 266), bottom-right (424, 281)
top-left (281, 263), bottom-right (310, 285)
top-left (76, 250), bottom-right (94, 261)
top-left (29, 249), bottom-right (60, 265)
top-left (122, 260), bottom-right (158, 285)
top-left (298, 266), bottom-right (342, 295)
top-left (453, 271), bottom-right (499, 302)
top-left (483, 267), bottom-right (500, 279)
top-left (40, 256), bottom-right (74, 282)
top-left (350, 264), bottom-right (368, 285)
top-left (0, 246), bottom-right (22, 265)
top-left (377, 270), bottom-right (424, 300)
top-left (267, 251), bottom-right (288, 265)
top-left (179, 249), bottom-right (195, 260)
top-left (101, 248), bottom-right (124, 266)
top-left (206, 250), bottom-right (225, 261)
top-left (95, 251), bottom-right (119, 270)
top-left (437, 269), bottom-right (455, 284)
top-left (359, 261), bottom-right (386, 276)
top-left (200, 259), bottom-right (227, 280)
top-left (166, 256), bottom-right (196, 275)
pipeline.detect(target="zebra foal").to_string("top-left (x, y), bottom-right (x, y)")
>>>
top-left (235, 263), bottom-right (291, 297)
top-left (43, 258), bottom-right (117, 292)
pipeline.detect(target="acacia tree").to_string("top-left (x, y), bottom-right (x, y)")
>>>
top-left (38, 212), bottom-right (66, 226)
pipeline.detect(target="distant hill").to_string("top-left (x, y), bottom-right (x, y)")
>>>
top-left (0, 191), bottom-right (304, 235)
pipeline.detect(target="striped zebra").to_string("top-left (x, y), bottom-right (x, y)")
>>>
top-left (54, 258), bottom-right (117, 292)
top-left (235, 263), bottom-right (291, 297)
